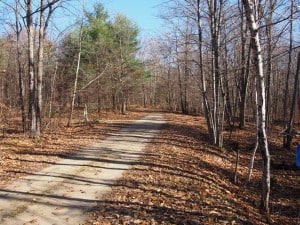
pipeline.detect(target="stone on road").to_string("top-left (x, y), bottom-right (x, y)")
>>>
top-left (0, 113), bottom-right (165, 225)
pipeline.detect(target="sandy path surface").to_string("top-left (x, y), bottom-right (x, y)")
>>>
top-left (0, 113), bottom-right (165, 225)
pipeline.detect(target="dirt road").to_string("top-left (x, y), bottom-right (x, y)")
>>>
top-left (0, 113), bottom-right (165, 225)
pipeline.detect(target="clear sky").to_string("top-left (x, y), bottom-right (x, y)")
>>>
top-left (87, 0), bottom-right (164, 38)
top-left (0, 0), bottom-right (164, 39)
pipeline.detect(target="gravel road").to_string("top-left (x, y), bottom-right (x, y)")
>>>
top-left (0, 113), bottom-right (165, 225)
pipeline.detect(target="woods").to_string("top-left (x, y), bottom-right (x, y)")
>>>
top-left (0, 0), bottom-right (299, 221)
top-left (141, 0), bottom-right (300, 214)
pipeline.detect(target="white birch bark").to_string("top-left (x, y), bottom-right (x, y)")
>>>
top-left (67, 23), bottom-right (83, 127)
top-left (242, 0), bottom-right (271, 214)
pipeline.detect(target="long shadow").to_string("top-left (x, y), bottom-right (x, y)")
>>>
top-left (0, 187), bottom-right (250, 225)
top-left (4, 113), bottom-right (298, 224)
top-left (12, 154), bottom-right (204, 183)
top-left (0, 188), bottom-right (214, 224)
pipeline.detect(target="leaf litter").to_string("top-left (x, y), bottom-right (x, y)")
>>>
top-left (0, 111), bottom-right (299, 224)
top-left (85, 113), bottom-right (299, 225)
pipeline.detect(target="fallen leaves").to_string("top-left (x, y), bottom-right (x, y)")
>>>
top-left (1, 111), bottom-right (299, 224)
top-left (85, 112), bottom-right (299, 225)
top-left (0, 110), bottom-right (148, 187)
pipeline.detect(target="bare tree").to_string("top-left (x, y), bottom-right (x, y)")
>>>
top-left (25, 0), bottom-right (61, 137)
top-left (26, 0), bottom-right (37, 137)
top-left (15, 0), bottom-right (26, 132)
top-left (206, 0), bottom-right (225, 147)
top-left (284, 52), bottom-right (300, 149)
top-left (265, 0), bottom-right (277, 129)
top-left (238, 0), bottom-right (251, 129)
top-left (67, 20), bottom-right (83, 127)
top-left (283, 0), bottom-right (295, 148)
top-left (242, 0), bottom-right (271, 214)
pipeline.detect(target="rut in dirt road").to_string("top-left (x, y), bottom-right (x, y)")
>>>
top-left (0, 113), bottom-right (165, 225)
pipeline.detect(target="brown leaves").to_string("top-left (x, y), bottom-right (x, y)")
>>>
top-left (1, 111), bottom-right (299, 225)
top-left (86, 112), bottom-right (299, 225)
top-left (0, 111), bottom-right (147, 187)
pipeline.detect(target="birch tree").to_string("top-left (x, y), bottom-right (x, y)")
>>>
top-left (242, 0), bottom-right (271, 214)
top-left (206, 0), bottom-right (225, 147)
top-left (67, 21), bottom-right (83, 127)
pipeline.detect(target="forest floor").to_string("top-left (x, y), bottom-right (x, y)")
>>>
top-left (85, 112), bottom-right (300, 225)
top-left (0, 109), bottom-right (299, 224)
top-left (0, 113), bottom-right (164, 224)
top-left (0, 110), bottom-right (148, 187)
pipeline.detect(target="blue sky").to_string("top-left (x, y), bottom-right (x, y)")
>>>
top-left (0, 0), bottom-right (164, 39)
top-left (102, 0), bottom-right (164, 37)
top-left (64, 0), bottom-right (164, 39)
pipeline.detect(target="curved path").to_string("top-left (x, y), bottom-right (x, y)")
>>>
top-left (0, 113), bottom-right (165, 225)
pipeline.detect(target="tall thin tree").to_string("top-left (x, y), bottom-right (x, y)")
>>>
top-left (242, 0), bottom-right (271, 214)
top-left (15, 0), bottom-right (26, 132)
top-left (26, 0), bottom-right (37, 137)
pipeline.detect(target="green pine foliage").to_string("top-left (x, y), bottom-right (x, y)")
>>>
top-left (58, 3), bottom-right (148, 111)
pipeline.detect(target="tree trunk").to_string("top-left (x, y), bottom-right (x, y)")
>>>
top-left (197, 0), bottom-right (214, 140)
top-left (27, 0), bottom-right (37, 137)
top-left (243, 0), bottom-right (271, 214)
top-left (48, 62), bottom-right (58, 125)
top-left (83, 104), bottom-right (89, 124)
top-left (183, 24), bottom-right (190, 114)
top-left (97, 79), bottom-right (102, 112)
top-left (238, 2), bottom-right (251, 129)
top-left (36, 0), bottom-right (46, 136)
top-left (248, 139), bottom-right (259, 181)
top-left (15, 0), bottom-right (26, 132)
top-left (67, 21), bottom-right (83, 127)
top-left (207, 0), bottom-right (224, 147)
top-left (283, 0), bottom-right (294, 148)
top-left (265, 0), bottom-right (276, 129)
top-left (26, 0), bottom-right (58, 137)
top-left (223, 37), bottom-right (233, 128)
top-left (175, 37), bottom-right (185, 114)
top-left (121, 91), bottom-right (126, 115)
top-left (285, 52), bottom-right (300, 149)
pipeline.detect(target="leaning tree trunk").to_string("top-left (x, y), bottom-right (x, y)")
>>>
top-left (67, 21), bottom-right (83, 127)
top-left (242, 0), bottom-right (271, 214)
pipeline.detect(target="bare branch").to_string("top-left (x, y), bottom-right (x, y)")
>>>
top-left (79, 65), bottom-right (108, 91)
